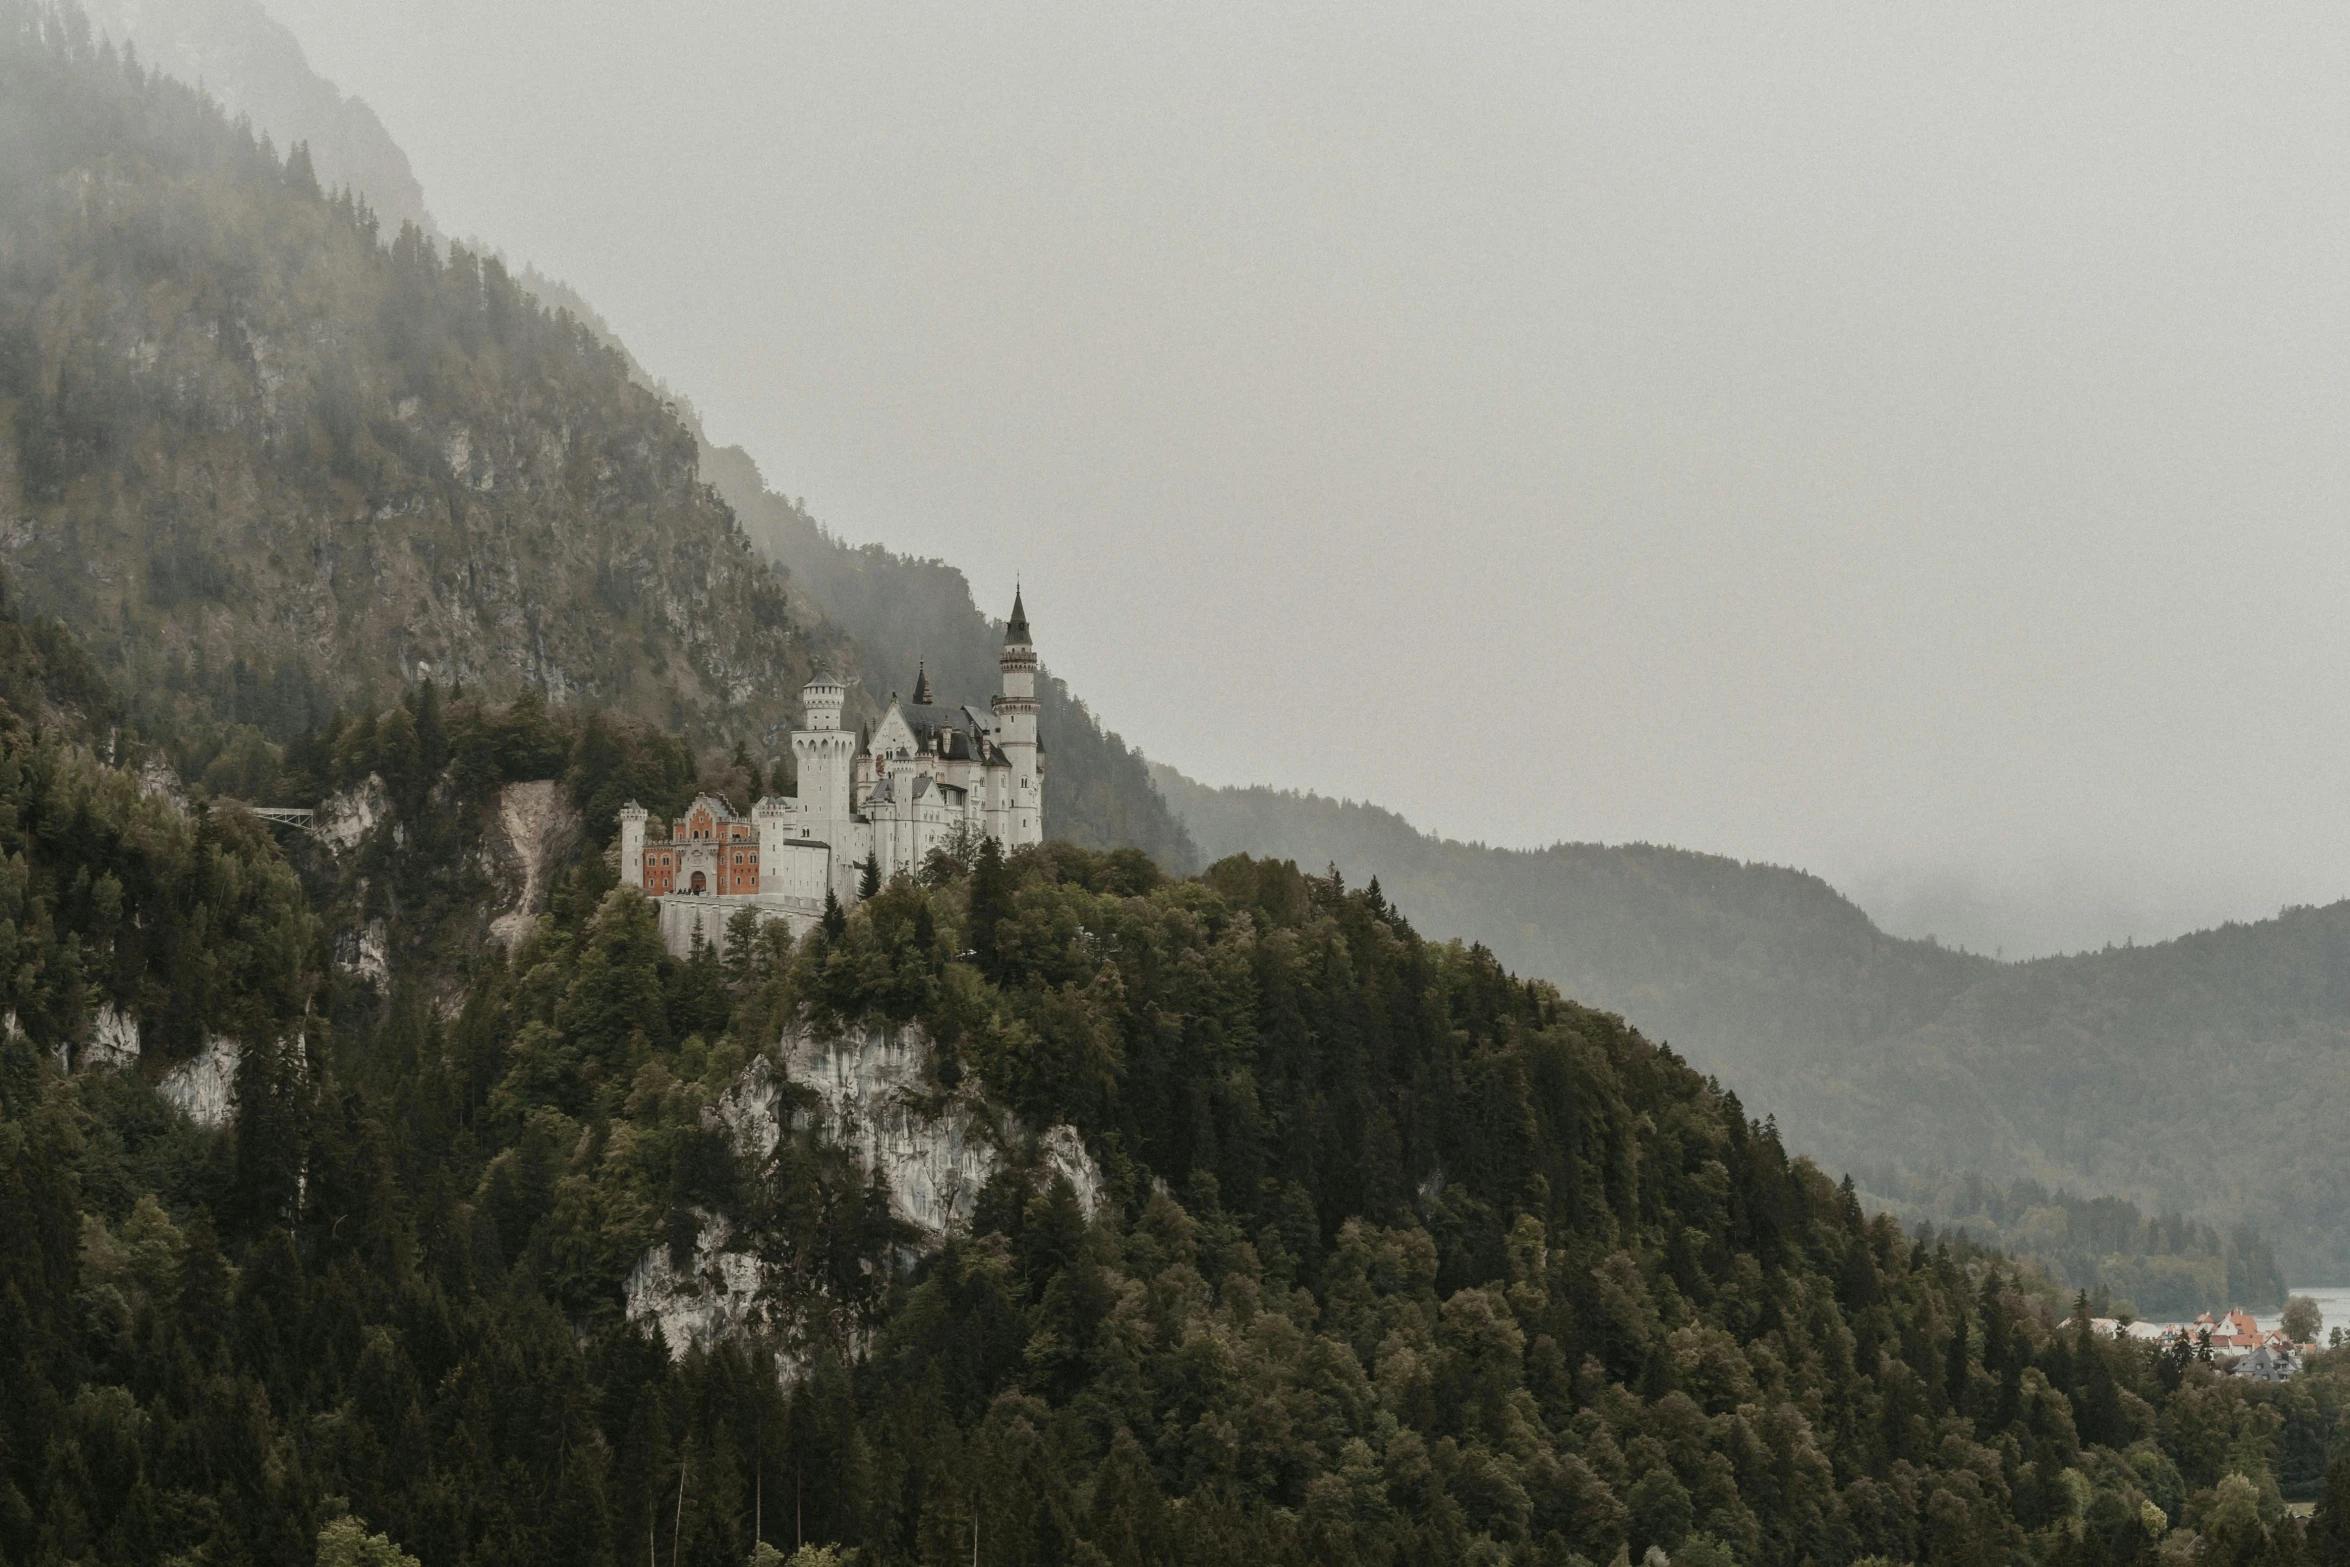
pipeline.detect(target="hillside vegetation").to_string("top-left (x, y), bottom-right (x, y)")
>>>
top-left (75, 0), bottom-right (434, 236)
top-left (6, 626), bottom-right (2350, 1562)
top-left (1781, 905), bottom-right (2350, 1284)
top-left (17, 12), bottom-right (2350, 1565)
top-left (0, 8), bottom-right (849, 759)
top-left (0, 0), bottom-right (1197, 871)
top-left (1157, 769), bottom-right (2350, 1282)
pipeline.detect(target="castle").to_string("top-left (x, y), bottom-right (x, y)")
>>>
top-left (618, 592), bottom-right (1042, 950)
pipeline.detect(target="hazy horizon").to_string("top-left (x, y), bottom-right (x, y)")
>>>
top-left (158, 1), bottom-right (2350, 959)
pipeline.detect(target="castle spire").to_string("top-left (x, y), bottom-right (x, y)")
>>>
top-left (993, 586), bottom-right (1041, 847)
top-left (910, 661), bottom-right (933, 705)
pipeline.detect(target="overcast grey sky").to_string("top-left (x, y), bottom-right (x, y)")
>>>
top-left (252, 1), bottom-right (2350, 958)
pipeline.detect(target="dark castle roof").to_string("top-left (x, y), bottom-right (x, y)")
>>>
top-left (1006, 588), bottom-right (1030, 646)
top-left (894, 702), bottom-right (998, 760)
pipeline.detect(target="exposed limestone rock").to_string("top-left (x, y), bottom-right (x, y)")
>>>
top-left (313, 774), bottom-right (389, 856)
top-left (709, 1053), bottom-right (787, 1161)
top-left (160, 1036), bottom-right (239, 1130)
top-left (1037, 1123), bottom-right (1104, 1217)
top-left (777, 1018), bottom-right (1101, 1236)
top-left (334, 919), bottom-right (389, 987)
top-left (782, 1020), bottom-right (1003, 1237)
top-left (623, 1215), bottom-right (770, 1356)
top-left (136, 756), bottom-right (189, 815)
top-left (621, 1019), bottom-right (1103, 1361)
top-left (79, 1004), bottom-right (140, 1072)
top-left (486, 779), bottom-right (580, 948)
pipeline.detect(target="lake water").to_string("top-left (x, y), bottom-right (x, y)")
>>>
top-left (2254, 1287), bottom-right (2350, 1337)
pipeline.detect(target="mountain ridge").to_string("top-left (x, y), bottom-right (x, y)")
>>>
top-left (1152, 762), bottom-right (1993, 1073)
top-left (75, 0), bottom-right (432, 235)
top-left (1158, 763), bottom-right (2350, 1278)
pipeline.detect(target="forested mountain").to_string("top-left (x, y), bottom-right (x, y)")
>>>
top-left (1779, 904), bottom-right (2350, 1285)
top-left (0, 9), bottom-right (841, 757)
top-left (0, 0), bottom-right (1195, 869)
top-left (19, 13), bottom-right (2350, 1564)
top-left (1157, 770), bottom-right (2350, 1284)
top-left (2, 578), bottom-right (2347, 1565)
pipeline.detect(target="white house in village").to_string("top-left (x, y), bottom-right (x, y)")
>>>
top-left (618, 592), bottom-right (1044, 951)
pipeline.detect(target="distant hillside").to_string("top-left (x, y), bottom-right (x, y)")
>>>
top-left (1158, 767), bottom-right (2350, 1280)
top-left (1856, 1167), bottom-right (2286, 1320)
top-left (1152, 765), bottom-right (1989, 1078)
top-left (1783, 902), bottom-right (2350, 1281)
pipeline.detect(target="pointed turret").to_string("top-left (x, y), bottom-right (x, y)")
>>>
top-left (993, 588), bottom-right (1042, 847)
top-left (911, 661), bottom-right (934, 705)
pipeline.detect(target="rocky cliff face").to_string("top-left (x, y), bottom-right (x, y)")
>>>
top-left (158, 1034), bottom-right (239, 1130)
top-left (484, 778), bottom-right (577, 948)
top-left (777, 1020), bottom-right (1100, 1235)
top-left (624, 1018), bottom-right (1100, 1358)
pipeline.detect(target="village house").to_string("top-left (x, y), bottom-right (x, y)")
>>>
top-left (2099, 1307), bottom-right (2312, 1379)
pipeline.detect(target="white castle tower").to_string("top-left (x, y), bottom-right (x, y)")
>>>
top-left (994, 588), bottom-right (1043, 847)
top-left (617, 801), bottom-right (649, 888)
top-left (784, 669), bottom-right (861, 902)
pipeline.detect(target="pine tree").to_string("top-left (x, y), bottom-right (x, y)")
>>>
top-left (415, 677), bottom-right (448, 778)
top-left (2310, 1456), bottom-right (2350, 1566)
top-left (731, 739), bottom-right (760, 807)
top-left (859, 852), bottom-right (882, 900)
top-left (1945, 1308), bottom-right (1971, 1415)
top-left (968, 835), bottom-right (1014, 977)
top-left (725, 905), bottom-right (767, 989)
top-left (284, 138), bottom-right (320, 200)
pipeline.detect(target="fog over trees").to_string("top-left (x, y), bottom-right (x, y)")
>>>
top-left (251, 0), bottom-right (2350, 962)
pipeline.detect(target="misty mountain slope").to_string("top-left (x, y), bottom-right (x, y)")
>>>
top-left (7, 0), bottom-right (1200, 868)
top-left (0, 24), bottom-right (860, 753)
top-left (1779, 899), bottom-right (2350, 1279)
top-left (1153, 764), bottom-right (1991, 1076)
top-left (1160, 765), bottom-right (2350, 1278)
top-left (75, 0), bottom-right (432, 233)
